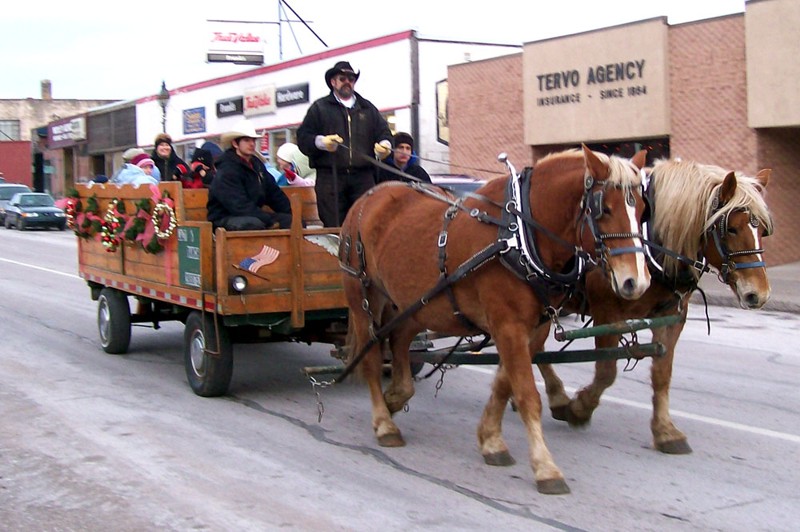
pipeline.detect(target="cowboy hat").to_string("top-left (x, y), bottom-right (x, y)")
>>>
top-left (220, 120), bottom-right (263, 149)
top-left (324, 61), bottom-right (360, 88)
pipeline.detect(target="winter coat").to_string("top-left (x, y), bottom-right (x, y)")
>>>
top-left (113, 164), bottom-right (159, 186)
top-left (296, 91), bottom-right (392, 171)
top-left (150, 144), bottom-right (189, 182)
top-left (376, 153), bottom-right (432, 184)
top-left (207, 149), bottom-right (292, 228)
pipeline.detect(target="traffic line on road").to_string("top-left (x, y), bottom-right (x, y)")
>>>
top-left (461, 365), bottom-right (800, 444)
top-left (0, 257), bottom-right (81, 279)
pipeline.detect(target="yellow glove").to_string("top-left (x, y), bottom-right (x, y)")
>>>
top-left (321, 134), bottom-right (343, 153)
top-left (374, 141), bottom-right (391, 160)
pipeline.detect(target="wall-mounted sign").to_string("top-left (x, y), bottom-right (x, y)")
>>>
top-left (244, 85), bottom-right (277, 117)
top-left (216, 96), bottom-right (244, 118)
top-left (48, 116), bottom-right (87, 148)
top-left (206, 20), bottom-right (277, 66)
top-left (276, 83), bottom-right (309, 107)
top-left (523, 18), bottom-right (669, 145)
top-left (183, 107), bottom-right (207, 135)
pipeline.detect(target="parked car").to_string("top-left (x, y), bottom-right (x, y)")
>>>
top-left (0, 183), bottom-right (32, 224)
top-left (3, 192), bottom-right (67, 231)
top-left (429, 174), bottom-right (488, 196)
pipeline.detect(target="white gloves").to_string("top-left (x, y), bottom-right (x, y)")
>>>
top-left (374, 141), bottom-right (391, 160)
top-left (320, 134), bottom-right (343, 153)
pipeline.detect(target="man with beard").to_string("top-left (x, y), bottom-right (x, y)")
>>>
top-left (297, 60), bottom-right (393, 227)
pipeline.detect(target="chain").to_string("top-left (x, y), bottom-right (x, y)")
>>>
top-left (619, 331), bottom-right (641, 372)
top-left (434, 364), bottom-right (457, 397)
top-left (309, 376), bottom-right (334, 423)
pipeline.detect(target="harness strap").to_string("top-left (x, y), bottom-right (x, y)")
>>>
top-left (335, 239), bottom-right (507, 383)
top-left (438, 204), bottom-right (485, 334)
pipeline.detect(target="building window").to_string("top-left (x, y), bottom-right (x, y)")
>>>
top-left (0, 120), bottom-right (21, 141)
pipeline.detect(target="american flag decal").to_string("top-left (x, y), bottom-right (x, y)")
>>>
top-left (239, 245), bottom-right (280, 273)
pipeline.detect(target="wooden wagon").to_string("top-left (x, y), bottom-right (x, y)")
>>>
top-left (72, 182), bottom-right (349, 396)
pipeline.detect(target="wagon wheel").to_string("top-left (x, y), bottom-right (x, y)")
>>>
top-left (97, 287), bottom-right (132, 354)
top-left (184, 311), bottom-right (233, 397)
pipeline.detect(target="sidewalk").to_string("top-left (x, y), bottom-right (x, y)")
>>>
top-left (690, 261), bottom-right (800, 314)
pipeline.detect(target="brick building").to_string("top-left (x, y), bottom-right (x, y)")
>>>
top-left (447, 0), bottom-right (799, 265)
top-left (0, 80), bottom-right (116, 190)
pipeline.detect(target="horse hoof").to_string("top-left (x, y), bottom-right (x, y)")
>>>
top-left (566, 407), bottom-right (591, 428)
top-left (656, 439), bottom-right (692, 455)
top-left (550, 405), bottom-right (570, 422)
top-left (483, 451), bottom-right (516, 467)
top-left (537, 478), bottom-right (570, 495)
top-left (377, 433), bottom-right (406, 447)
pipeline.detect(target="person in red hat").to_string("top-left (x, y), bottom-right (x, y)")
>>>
top-left (297, 60), bottom-right (393, 227)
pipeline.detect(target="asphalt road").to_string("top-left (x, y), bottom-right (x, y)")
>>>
top-left (0, 228), bottom-right (798, 531)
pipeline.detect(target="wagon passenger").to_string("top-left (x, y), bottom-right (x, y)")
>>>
top-left (375, 132), bottom-right (431, 184)
top-left (207, 122), bottom-right (292, 231)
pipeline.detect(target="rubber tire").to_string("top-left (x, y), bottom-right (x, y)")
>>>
top-left (98, 288), bottom-right (132, 354)
top-left (16, 218), bottom-right (25, 231)
top-left (4, 218), bottom-right (10, 229)
top-left (184, 311), bottom-right (233, 397)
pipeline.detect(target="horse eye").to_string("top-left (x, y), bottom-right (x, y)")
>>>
top-left (603, 206), bottom-right (612, 216)
top-left (727, 226), bottom-right (738, 235)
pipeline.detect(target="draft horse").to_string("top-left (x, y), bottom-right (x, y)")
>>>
top-left (339, 146), bottom-right (650, 495)
top-left (537, 159), bottom-right (773, 453)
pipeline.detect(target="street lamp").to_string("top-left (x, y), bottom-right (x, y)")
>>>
top-left (157, 80), bottom-right (170, 133)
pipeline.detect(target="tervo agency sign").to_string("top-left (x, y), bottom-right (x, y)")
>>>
top-left (243, 85), bottom-right (276, 117)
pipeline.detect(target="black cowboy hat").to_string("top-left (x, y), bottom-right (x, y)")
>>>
top-left (325, 61), bottom-right (360, 88)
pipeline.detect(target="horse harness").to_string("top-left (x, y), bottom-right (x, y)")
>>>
top-left (336, 163), bottom-right (646, 383)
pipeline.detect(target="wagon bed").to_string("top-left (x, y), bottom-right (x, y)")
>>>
top-left (73, 182), bottom-right (349, 396)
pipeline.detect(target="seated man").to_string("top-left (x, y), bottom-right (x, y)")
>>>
top-left (207, 122), bottom-right (292, 231)
top-left (375, 131), bottom-right (431, 184)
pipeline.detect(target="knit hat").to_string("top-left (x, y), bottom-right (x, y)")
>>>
top-left (122, 147), bottom-right (145, 162)
top-left (191, 148), bottom-right (214, 168)
top-left (276, 142), bottom-right (299, 163)
top-left (325, 61), bottom-right (360, 88)
top-left (394, 132), bottom-right (414, 150)
top-left (154, 133), bottom-right (172, 147)
top-left (131, 153), bottom-right (155, 168)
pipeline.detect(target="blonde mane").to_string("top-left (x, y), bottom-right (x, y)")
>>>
top-left (650, 159), bottom-right (772, 277)
top-left (537, 149), bottom-right (643, 191)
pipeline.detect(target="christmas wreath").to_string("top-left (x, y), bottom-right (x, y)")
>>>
top-left (57, 189), bottom-right (102, 239)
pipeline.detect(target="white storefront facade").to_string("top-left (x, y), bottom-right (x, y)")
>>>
top-left (133, 30), bottom-right (520, 174)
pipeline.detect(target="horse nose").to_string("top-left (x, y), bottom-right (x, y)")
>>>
top-left (620, 278), bottom-right (638, 299)
top-left (743, 291), bottom-right (764, 309)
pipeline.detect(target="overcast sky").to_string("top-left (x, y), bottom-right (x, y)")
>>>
top-left (1, 0), bottom-right (745, 101)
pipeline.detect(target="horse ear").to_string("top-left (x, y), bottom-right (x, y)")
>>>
top-left (582, 144), bottom-right (608, 180)
top-left (631, 150), bottom-right (647, 170)
top-left (719, 171), bottom-right (737, 203)
top-left (755, 168), bottom-right (771, 189)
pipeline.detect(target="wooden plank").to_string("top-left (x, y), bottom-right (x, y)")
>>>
top-left (289, 194), bottom-right (305, 328)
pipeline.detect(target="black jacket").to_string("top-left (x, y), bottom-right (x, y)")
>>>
top-left (376, 154), bottom-right (432, 184)
top-left (296, 91), bottom-right (392, 171)
top-left (207, 149), bottom-right (291, 227)
top-left (151, 144), bottom-right (189, 182)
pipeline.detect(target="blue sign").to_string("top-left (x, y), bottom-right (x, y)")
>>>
top-left (183, 107), bottom-right (207, 134)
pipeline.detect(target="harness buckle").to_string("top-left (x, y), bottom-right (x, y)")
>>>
top-left (438, 231), bottom-right (448, 247)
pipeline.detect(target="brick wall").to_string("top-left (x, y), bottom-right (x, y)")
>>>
top-left (671, 16), bottom-right (799, 265)
top-left (756, 127), bottom-right (800, 264)
top-left (448, 53), bottom-right (530, 180)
